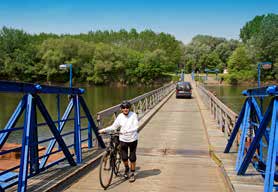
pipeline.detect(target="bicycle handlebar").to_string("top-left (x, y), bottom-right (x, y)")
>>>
top-left (99, 129), bottom-right (137, 136)
top-left (99, 131), bottom-right (121, 137)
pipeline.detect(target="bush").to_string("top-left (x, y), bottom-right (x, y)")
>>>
top-left (225, 70), bottom-right (255, 84)
top-left (227, 73), bottom-right (238, 84)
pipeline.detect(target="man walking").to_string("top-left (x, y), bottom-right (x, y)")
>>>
top-left (98, 100), bottom-right (138, 182)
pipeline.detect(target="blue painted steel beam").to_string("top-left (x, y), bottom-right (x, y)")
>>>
top-left (74, 95), bottom-right (82, 164)
top-left (37, 131), bottom-right (74, 145)
top-left (38, 145), bottom-right (74, 160)
top-left (29, 98), bottom-right (39, 175)
top-left (237, 98), bottom-right (274, 175)
top-left (0, 146), bottom-right (22, 156)
top-left (264, 99), bottom-right (278, 192)
top-left (39, 98), bottom-right (74, 169)
top-left (251, 97), bottom-right (263, 122)
top-left (0, 81), bottom-right (84, 95)
top-left (88, 121), bottom-right (92, 148)
top-left (57, 94), bottom-right (61, 150)
top-left (241, 86), bottom-right (278, 97)
top-left (236, 99), bottom-right (251, 172)
top-left (0, 95), bottom-right (27, 148)
top-left (242, 86), bottom-right (270, 97)
top-left (0, 127), bottom-right (23, 134)
top-left (224, 99), bottom-right (247, 153)
top-left (267, 86), bottom-right (278, 96)
top-left (251, 97), bottom-right (265, 162)
top-left (35, 95), bottom-right (76, 166)
top-left (79, 96), bottom-right (105, 148)
top-left (17, 94), bottom-right (33, 192)
top-left (204, 68), bottom-right (219, 73)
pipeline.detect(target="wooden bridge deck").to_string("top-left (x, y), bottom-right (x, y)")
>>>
top-left (64, 89), bottom-right (228, 191)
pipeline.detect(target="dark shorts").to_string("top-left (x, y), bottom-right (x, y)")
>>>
top-left (120, 140), bottom-right (138, 162)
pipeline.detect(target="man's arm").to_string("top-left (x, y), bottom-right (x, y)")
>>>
top-left (99, 116), bottom-right (121, 134)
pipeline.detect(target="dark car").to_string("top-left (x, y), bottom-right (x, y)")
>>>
top-left (176, 81), bottom-right (192, 98)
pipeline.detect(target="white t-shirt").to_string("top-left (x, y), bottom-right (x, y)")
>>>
top-left (102, 111), bottom-right (139, 142)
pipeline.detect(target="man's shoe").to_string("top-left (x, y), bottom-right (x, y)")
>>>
top-left (124, 171), bottom-right (129, 179)
top-left (129, 173), bottom-right (135, 182)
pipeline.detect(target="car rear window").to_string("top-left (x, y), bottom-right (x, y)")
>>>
top-left (177, 82), bottom-right (192, 89)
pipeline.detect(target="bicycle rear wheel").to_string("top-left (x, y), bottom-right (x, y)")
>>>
top-left (99, 152), bottom-right (113, 189)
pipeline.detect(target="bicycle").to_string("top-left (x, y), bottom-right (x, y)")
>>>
top-left (99, 131), bottom-right (122, 189)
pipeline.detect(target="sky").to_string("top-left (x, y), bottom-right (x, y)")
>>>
top-left (0, 0), bottom-right (277, 44)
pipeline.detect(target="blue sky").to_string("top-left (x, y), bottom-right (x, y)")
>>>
top-left (0, 0), bottom-right (277, 43)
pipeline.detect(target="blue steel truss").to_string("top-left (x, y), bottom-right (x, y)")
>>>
top-left (0, 81), bottom-right (105, 192)
top-left (224, 96), bottom-right (263, 171)
top-left (224, 85), bottom-right (278, 192)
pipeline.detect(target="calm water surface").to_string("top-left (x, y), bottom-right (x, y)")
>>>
top-left (205, 85), bottom-right (274, 162)
top-left (0, 85), bottom-right (156, 143)
top-left (205, 85), bottom-right (271, 114)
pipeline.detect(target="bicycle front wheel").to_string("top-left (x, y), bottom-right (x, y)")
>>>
top-left (113, 150), bottom-right (122, 176)
top-left (99, 152), bottom-right (113, 189)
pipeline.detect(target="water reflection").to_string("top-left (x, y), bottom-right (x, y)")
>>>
top-left (205, 85), bottom-right (272, 114)
top-left (0, 85), bottom-right (156, 143)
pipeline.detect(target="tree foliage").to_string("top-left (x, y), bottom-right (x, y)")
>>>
top-left (241, 13), bottom-right (278, 81)
top-left (0, 27), bottom-right (182, 84)
top-left (1, 13), bottom-right (277, 85)
top-left (183, 35), bottom-right (239, 73)
top-left (183, 13), bottom-right (278, 84)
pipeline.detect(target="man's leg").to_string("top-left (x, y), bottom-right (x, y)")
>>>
top-left (130, 162), bottom-right (136, 172)
top-left (129, 140), bottom-right (138, 182)
top-left (120, 141), bottom-right (129, 178)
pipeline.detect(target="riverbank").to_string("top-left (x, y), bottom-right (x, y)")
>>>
top-left (1, 74), bottom-right (175, 88)
top-left (201, 74), bottom-right (277, 87)
top-left (29, 78), bottom-right (173, 88)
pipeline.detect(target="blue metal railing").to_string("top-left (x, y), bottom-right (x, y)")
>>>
top-left (0, 81), bottom-right (105, 192)
top-left (224, 85), bottom-right (278, 192)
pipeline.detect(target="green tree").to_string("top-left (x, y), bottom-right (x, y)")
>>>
top-left (201, 52), bottom-right (223, 71)
top-left (92, 43), bottom-right (116, 84)
top-left (227, 46), bottom-right (253, 72)
top-left (240, 15), bottom-right (264, 43)
top-left (242, 14), bottom-right (278, 80)
top-left (135, 49), bottom-right (168, 83)
top-left (214, 40), bottom-right (240, 67)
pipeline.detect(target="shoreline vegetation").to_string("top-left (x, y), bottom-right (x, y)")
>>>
top-left (184, 13), bottom-right (277, 86)
top-left (0, 13), bottom-right (277, 86)
top-left (196, 73), bottom-right (277, 87)
top-left (0, 28), bottom-right (181, 86)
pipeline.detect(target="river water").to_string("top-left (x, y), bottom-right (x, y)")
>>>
top-left (1, 84), bottom-right (271, 145)
top-left (205, 85), bottom-right (273, 163)
top-left (0, 85), bottom-right (156, 143)
top-left (205, 85), bottom-right (248, 113)
top-left (205, 85), bottom-right (272, 114)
